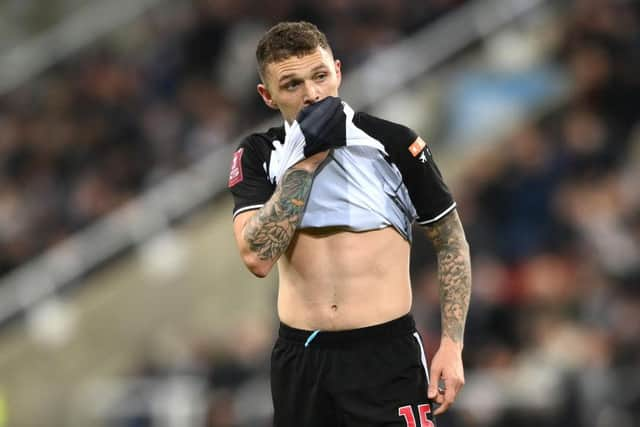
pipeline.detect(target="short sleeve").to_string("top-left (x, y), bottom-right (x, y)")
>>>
top-left (353, 113), bottom-right (456, 225)
top-left (228, 136), bottom-right (275, 219)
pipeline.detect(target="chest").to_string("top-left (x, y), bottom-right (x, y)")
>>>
top-left (298, 146), bottom-right (417, 241)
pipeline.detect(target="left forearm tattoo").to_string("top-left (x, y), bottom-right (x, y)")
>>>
top-left (424, 210), bottom-right (472, 344)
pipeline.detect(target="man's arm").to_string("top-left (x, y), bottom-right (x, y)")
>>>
top-left (425, 209), bottom-right (472, 344)
top-left (423, 209), bottom-right (471, 415)
top-left (233, 151), bottom-right (328, 277)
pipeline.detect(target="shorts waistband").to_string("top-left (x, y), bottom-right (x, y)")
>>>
top-left (278, 314), bottom-right (416, 348)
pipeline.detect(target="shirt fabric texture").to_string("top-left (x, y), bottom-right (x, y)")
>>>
top-left (228, 110), bottom-right (456, 241)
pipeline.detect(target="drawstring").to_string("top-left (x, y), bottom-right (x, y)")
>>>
top-left (305, 330), bottom-right (321, 347)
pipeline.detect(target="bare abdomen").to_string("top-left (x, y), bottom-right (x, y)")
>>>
top-left (276, 226), bottom-right (413, 330)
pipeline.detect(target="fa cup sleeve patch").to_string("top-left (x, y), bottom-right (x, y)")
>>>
top-left (228, 148), bottom-right (244, 187)
top-left (408, 138), bottom-right (426, 157)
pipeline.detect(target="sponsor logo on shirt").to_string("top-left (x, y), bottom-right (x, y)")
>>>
top-left (408, 139), bottom-right (426, 157)
top-left (228, 148), bottom-right (244, 187)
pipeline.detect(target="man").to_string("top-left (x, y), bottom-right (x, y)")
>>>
top-left (228, 21), bottom-right (471, 427)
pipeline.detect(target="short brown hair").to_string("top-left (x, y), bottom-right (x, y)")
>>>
top-left (256, 21), bottom-right (332, 81)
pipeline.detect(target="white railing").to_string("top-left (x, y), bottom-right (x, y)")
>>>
top-left (0, 0), bottom-right (548, 325)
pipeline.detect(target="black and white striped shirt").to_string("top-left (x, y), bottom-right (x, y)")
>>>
top-left (228, 111), bottom-right (455, 242)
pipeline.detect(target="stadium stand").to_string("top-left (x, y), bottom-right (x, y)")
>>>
top-left (0, 0), bottom-right (472, 278)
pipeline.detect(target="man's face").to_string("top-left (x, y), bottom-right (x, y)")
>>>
top-left (257, 47), bottom-right (342, 124)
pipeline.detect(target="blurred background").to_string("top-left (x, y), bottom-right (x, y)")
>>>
top-left (0, 0), bottom-right (638, 426)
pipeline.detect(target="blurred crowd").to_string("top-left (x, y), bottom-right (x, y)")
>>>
top-left (0, 0), bottom-right (469, 276)
top-left (412, 1), bottom-right (640, 426)
top-left (100, 1), bottom-right (640, 427)
top-left (106, 1), bottom-right (640, 427)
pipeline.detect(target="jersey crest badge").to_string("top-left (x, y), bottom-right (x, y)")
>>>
top-left (228, 148), bottom-right (244, 187)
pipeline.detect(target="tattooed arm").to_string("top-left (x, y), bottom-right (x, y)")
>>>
top-left (233, 151), bottom-right (329, 277)
top-left (423, 209), bottom-right (471, 415)
top-left (425, 209), bottom-right (472, 344)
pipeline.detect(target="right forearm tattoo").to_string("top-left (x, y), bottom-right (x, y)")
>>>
top-left (243, 168), bottom-right (313, 260)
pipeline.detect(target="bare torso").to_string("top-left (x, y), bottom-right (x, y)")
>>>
top-left (276, 226), bottom-right (412, 330)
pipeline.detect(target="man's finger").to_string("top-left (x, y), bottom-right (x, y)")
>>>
top-left (433, 398), bottom-right (451, 416)
top-left (433, 393), bottom-right (455, 415)
top-left (433, 378), bottom-right (458, 415)
top-left (433, 392), bottom-right (445, 406)
top-left (427, 368), bottom-right (442, 399)
top-left (444, 381), bottom-right (457, 406)
top-left (448, 375), bottom-right (465, 394)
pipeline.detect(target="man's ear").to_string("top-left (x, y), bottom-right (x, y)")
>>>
top-left (335, 59), bottom-right (342, 88)
top-left (257, 84), bottom-right (279, 110)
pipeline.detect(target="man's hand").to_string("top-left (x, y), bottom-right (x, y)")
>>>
top-left (270, 97), bottom-right (344, 184)
top-left (298, 96), bottom-right (346, 157)
top-left (423, 209), bottom-right (471, 415)
top-left (428, 338), bottom-right (465, 415)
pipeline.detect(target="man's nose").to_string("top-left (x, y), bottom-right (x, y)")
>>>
top-left (302, 81), bottom-right (320, 106)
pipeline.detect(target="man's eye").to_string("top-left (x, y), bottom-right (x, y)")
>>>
top-left (285, 81), bottom-right (300, 90)
top-left (315, 73), bottom-right (327, 81)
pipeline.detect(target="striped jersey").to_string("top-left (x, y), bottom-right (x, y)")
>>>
top-left (228, 112), bottom-right (455, 242)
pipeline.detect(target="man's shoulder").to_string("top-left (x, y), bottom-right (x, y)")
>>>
top-left (353, 111), bottom-right (403, 127)
top-left (353, 112), bottom-right (417, 145)
top-left (237, 125), bottom-right (286, 159)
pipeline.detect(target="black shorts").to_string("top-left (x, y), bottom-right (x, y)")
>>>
top-left (271, 314), bottom-right (437, 427)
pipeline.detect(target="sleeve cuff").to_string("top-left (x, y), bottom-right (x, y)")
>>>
top-left (232, 204), bottom-right (264, 220)
top-left (416, 202), bottom-right (456, 225)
